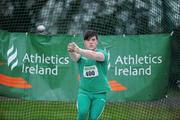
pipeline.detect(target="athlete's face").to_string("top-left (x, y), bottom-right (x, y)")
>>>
top-left (84, 36), bottom-right (98, 51)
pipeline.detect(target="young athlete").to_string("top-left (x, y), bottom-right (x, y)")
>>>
top-left (67, 30), bottom-right (110, 120)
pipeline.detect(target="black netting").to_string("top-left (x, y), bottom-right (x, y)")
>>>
top-left (0, 0), bottom-right (180, 35)
top-left (0, 0), bottom-right (180, 120)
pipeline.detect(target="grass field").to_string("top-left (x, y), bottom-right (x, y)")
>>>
top-left (0, 97), bottom-right (180, 120)
top-left (0, 89), bottom-right (180, 120)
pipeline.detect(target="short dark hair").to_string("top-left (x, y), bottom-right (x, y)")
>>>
top-left (83, 30), bottom-right (98, 40)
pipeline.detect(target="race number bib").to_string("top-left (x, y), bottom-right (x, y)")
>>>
top-left (83, 65), bottom-right (98, 78)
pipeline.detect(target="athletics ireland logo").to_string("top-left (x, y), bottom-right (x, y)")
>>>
top-left (7, 44), bottom-right (18, 70)
top-left (0, 44), bottom-right (32, 89)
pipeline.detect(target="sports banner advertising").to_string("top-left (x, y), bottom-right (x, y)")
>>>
top-left (0, 30), bottom-right (171, 101)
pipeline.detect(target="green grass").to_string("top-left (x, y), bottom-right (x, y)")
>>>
top-left (0, 100), bottom-right (180, 120)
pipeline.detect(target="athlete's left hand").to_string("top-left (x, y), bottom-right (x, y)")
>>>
top-left (68, 42), bottom-right (81, 53)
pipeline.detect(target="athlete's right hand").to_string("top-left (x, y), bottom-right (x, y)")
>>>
top-left (67, 42), bottom-right (75, 52)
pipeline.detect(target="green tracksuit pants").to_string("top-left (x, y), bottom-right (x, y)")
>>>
top-left (77, 89), bottom-right (107, 120)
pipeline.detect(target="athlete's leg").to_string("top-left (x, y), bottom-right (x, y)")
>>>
top-left (77, 93), bottom-right (91, 120)
top-left (89, 93), bottom-right (106, 120)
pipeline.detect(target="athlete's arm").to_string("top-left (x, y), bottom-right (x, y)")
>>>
top-left (78, 49), bottom-right (104, 61)
top-left (68, 52), bottom-right (80, 62)
top-left (70, 42), bottom-right (104, 61)
top-left (68, 42), bottom-right (105, 61)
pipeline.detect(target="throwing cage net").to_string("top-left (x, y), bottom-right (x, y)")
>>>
top-left (0, 0), bottom-right (180, 120)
